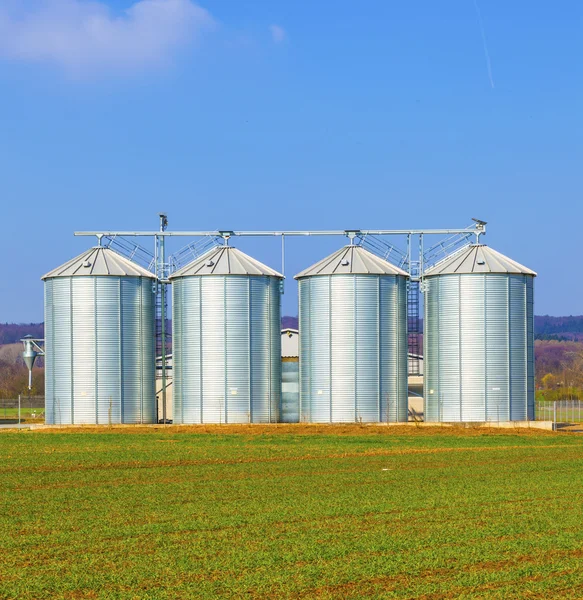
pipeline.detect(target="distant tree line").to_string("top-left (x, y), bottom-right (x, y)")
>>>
top-left (535, 339), bottom-right (583, 402)
top-left (0, 323), bottom-right (44, 345)
top-left (0, 361), bottom-right (44, 399)
top-left (535, 316), bottom-right (583, 341)
top-left (535, 334), bottom-right (571, 342)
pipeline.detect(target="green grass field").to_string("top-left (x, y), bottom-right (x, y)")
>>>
top-left (1, 425), bottom-right (583, 599)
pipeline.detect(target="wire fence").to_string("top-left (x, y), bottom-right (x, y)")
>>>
top-left (1, 396), bottom-right (581, 427)
top-left (0, 396), bottom-right (45, 424)
top-left (536, 399), bottom-right (583, 424)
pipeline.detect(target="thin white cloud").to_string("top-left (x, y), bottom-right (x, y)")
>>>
top-left (269, 24), bottom-right (286, 44)
top-left (0, 0), bottom-right (214, 75)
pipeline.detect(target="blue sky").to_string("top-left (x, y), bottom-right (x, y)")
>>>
top-left (0, 0), bottom-right (581, 321)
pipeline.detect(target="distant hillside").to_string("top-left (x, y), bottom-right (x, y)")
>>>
top-left (0, 323), bottom-right (44, 345)
top-left (0, 343), bottom-right (25, 365)
top-left (282, 316), bottom-right (298, 330)
top-left (534, 316), bottom-right (583, 341)
top-left (535, 340), bottom-right (583, 376)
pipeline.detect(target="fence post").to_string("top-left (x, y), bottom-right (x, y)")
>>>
top-left (553, 401), bottom-right (557, 431)
top-left (18, 394), bottom-right (21, 425)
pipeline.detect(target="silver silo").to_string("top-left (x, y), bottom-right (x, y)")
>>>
top-left (43, 247), bottom-right (157, 425)
top-left (170, 246), bottom-right (282, 424)
top-left (296, 245), bottom-right (409, 423)
top-left (423, 244), bottom-right (536, 422)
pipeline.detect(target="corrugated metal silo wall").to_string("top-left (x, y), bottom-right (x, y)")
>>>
top-left (424, 274), bottom-right (534, 422)
top-left (172, 276), bottom-right (281, 423)
top-left (299, 275), bottom-right (408, 423)
top-left (44, 277), bottom-right (156, 424)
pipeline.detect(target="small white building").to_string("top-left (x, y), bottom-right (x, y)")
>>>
top-left (281, 328), bottom-right (299, 358)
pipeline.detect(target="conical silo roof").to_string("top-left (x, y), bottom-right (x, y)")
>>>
top-left (42, 247), bottom-right (156, 280)
top-left (294, 245), bottom-right (408, 279)
top-left (169, 246), bottom-right (283, 279)
top-left (424, 244), bottom-right (536, 277)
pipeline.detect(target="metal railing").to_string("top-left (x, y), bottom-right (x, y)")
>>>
top-left (3, 396), bottom-right (578, 428)
top-left (536, 399), bottom-right (583, 426)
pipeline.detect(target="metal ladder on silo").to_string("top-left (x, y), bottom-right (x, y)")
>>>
top-left (407, 260), bottom-right (421, 376)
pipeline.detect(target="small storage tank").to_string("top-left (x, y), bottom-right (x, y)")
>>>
top-left (43, 247), bottom-right (156, 425)
top-left (423, 244), bottom-right (536, 422)
top-left (170, 246), bottom-right (282, 424)
top-left (296, 245), bottom-right (409, 423)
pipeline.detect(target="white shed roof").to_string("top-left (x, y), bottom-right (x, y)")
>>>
top-left (295, 245), bottom-right (408, 279)
top-left (424, 244), bottom-right (536, 277)
top-left (281, 328), bottom-right (299, 358)
top-left (42, 247), bottom-right (156, 280)
top-left (170, 246), bottom-right (283, 278)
